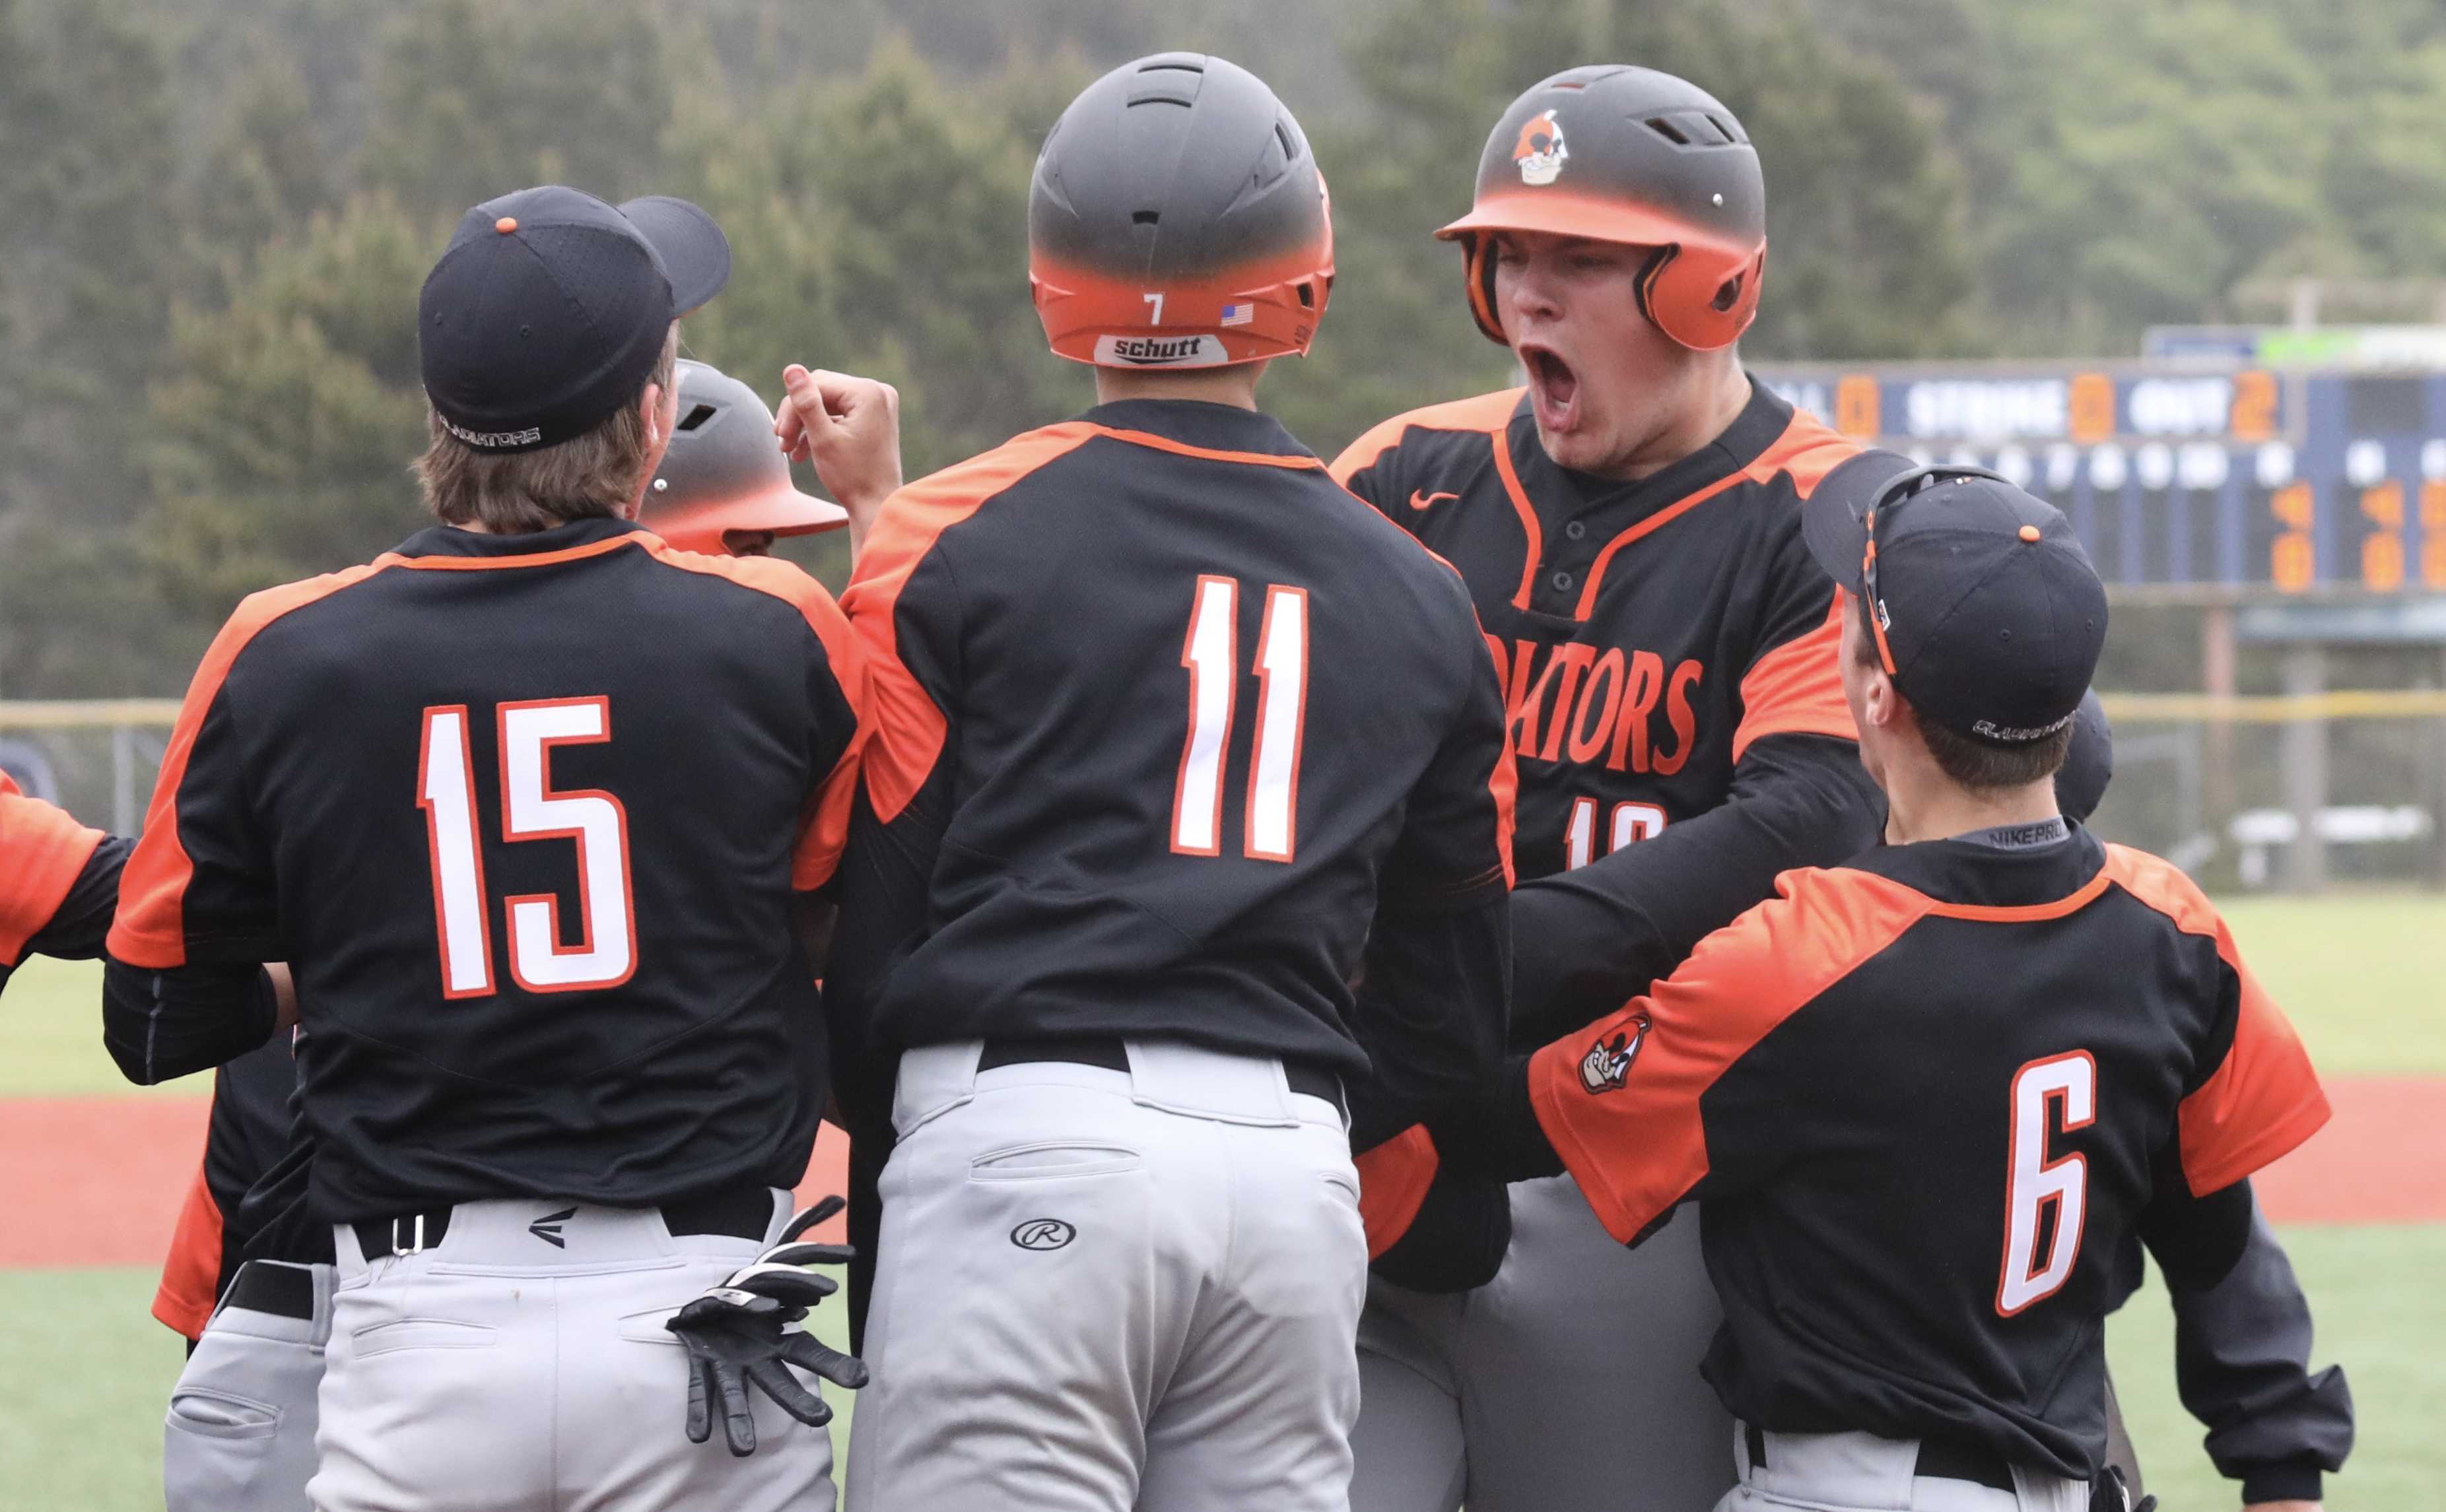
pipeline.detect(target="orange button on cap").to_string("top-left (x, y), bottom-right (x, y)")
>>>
top-left (494, 216), bottom-right (518, 234)
top-left (2018, 525), bottom-right (2042, 542)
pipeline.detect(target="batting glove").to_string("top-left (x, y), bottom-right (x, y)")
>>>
top-left (667, 1197), bottom-right (870, 1456)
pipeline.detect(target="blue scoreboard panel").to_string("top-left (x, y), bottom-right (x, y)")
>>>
top-left (1750, 364), bottom-right (2446, 597)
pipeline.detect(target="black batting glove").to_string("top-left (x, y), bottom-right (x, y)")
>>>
top-left (667, 1197), bottom-right (871, 1456)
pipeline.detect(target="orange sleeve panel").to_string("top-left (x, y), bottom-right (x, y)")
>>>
top-left (640, 543), bottom-right (873, 891)
top-left (108, 563), bottom-right (393, 969)
top-left (1732, 597), bottom-right (1856, 762)
top-left (152, 1158), bottom-right (224, 1340)
top-left (0, 774), bottom-right (105, 966)
top-left (840, 423), bottom-right (1103, 824)
top-left (1354, 1123), bottom-right (1441, 1259)
top-left (1526, 865), bottom-right (1933, 1243)
top-left (2097, 846), bottom-right (2332, 1193)
top-left (1327, 389), bottom-right (1524, 487)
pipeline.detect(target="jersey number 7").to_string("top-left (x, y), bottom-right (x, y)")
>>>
top-left (1171, 575), bottom-right (1309, 863)
top-left (417, 699), bottom-right (638, 999)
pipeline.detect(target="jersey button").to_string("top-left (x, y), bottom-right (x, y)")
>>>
top-left (1564, 520), bottom-right (1587, 541)
top-left (1551, 570), bottom-right (1575, 592)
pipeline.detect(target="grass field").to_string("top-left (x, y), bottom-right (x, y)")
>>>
top-left (3, 892), bottom-right (2440, 1508)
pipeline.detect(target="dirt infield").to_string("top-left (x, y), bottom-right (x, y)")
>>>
top-left (0, 1099), bottom-right (852, 1269)
top-left (0, 1078), bottom-right (2433, 1269)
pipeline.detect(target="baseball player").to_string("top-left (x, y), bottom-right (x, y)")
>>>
top-left (1330, 65), bottom-right (1882, 1512)
top-left (149, 352), bottom-right (855, 1512)
top-left (0, 771), bottom-right (124, 991)
top-left (1439, 457), bottom-right (2334, 1512)
top-left (103, 185), bottom-right (869, 1512)
top-left (818, 53), bottom-right (1514, 1512)
top-left (1330, 65), bottom-right (2352, 1512)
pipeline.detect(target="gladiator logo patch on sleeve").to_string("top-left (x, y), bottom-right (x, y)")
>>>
top-left (1579, 1012), bottom-right (1652, 1094)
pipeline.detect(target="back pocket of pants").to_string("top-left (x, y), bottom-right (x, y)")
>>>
top-left (167, 1387), bottom-right (281, 1441)
top-left (968, 1142), bottom-right (1142, 1181)
top-left (351, 1317), bottom-right (498, 1357)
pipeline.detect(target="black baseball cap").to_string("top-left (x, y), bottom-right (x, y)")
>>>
top-left (1802, 450), bottom-right (2109, 747)
top-left (419, 185), bottom-right (731, 454)
top-left (2055, 688), bottom-right (2113, 822)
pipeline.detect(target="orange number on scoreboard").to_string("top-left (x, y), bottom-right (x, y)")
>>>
top-left (2361, 482), bottom-right (2406, 592)
top-left (1835, 374), bottom-right (1882, 438)
top-left (2270, 482), bottom-right (2315, 593)
top-left (2229, 370), bottom-right (2277, 443)
top-left (2068, 372), bottom-right (2115, 445)
top-left (2424, 483), bottom-right (2446, 589)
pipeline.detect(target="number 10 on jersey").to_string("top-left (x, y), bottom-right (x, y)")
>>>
top-left (418, 698), bottom-right (638, 998)
top-left (1172, 575), bottom-right (1309, 863)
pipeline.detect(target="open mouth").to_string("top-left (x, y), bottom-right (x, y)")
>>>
top-left (1519, 343), bottom-right (1580, 433)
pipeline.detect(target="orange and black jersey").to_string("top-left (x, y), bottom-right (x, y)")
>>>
top-left (1332, 380), bottom-right (1881, 1034)
top-left (155, 1035), bottom-right (314, 1340)
top-left (829, 399), bottom-right (1514, 1150)
top-left (104, 517), bottom-right (867, 1221)
top-left (0, 774), bottom-right (119, 991)
top-left (1506, 826), bottom-right (2327, 1480)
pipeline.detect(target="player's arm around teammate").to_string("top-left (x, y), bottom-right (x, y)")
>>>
top-left (0, 772), bottom-right (125, 991)
top-left (1447, 460), bottom-right (2338, 1512)
top-left (101, 186), bottom-right (869, 1512)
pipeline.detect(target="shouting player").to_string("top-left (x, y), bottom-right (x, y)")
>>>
top-left (104, 186), bottom-right (867, 1512)
top-left (820, 53), bottom-right (1513, 1512)
top-left (1444, 457), bottom-right (2333, 1512)
top-left (149, 352), bottom-right (856, 1512)
top-left (1330, 65), bottom-right (1882, 1512)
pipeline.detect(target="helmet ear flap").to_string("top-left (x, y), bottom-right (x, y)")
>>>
top-left (1641, 240), bottom-right (1767, 350)
top-left (1462, 235), bottom-right (1506, 345)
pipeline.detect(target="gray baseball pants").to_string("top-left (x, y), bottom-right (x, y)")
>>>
top-left (845, 1038), bottom-right (1369, 1512)
top-left (309, 1191), bottom-right (836, 1512)
top-left (1350, 1172), bottom-right (1736, 1512)
top-left (165, 1259), bottom-right (332, 1512)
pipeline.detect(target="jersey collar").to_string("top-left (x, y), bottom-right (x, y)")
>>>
top-left (1848, 822), bottom-right (2106, 911)
top-left (392, 516), bottom-right (649, 560)
top-left (1512, 377), bottom-right (1794, 525)
top-left (1078, 399), bottom-right (1318, 463)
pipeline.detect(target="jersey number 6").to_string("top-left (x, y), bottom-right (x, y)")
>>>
top-left (1996, 1050), bottom-right (2095, 1317)
top-left (1171, 575), bottom-right (1309, 863)
top-left (417, 699), bottom-right (638, 999)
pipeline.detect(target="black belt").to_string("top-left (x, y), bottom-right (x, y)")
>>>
top-left (352, 1182), bottom-right (772, 1263)
top-left (978, 1035), bottom-right (1343, 1109)
top-left (1745, 1424), bottom-right (2017, 1495)
top-left (222, 1259), bottom-right (318, 1321)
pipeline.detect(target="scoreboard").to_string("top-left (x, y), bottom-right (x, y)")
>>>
top-left (1750, 364), bottom-right (2446, 597)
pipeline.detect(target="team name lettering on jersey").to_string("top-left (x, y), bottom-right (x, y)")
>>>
top-left (1491, 636), bottom-right (1705, 777)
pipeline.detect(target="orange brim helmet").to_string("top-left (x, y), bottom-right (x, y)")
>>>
top-left (1437, 65), bottom-right (1767, 352)
top-left (1029, 53), bottom-right (1334, 369)
top-left (642, 360), bottom-right (848, 555)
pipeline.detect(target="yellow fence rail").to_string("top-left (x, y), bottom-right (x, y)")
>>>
top-left (0, 700), bottom-right (185, 729)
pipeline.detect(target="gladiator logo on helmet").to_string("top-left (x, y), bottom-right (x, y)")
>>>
top-left (1579, 1012), bottom-right (1652, 1094)
top-left (1513, 108), bottom-right (1568, 186)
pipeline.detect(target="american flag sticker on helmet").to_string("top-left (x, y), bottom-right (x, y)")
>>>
top-left (1220, 302), bottom-right (1254, 327)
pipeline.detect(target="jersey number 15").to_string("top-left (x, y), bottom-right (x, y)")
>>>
top-left (417, 699), bottom-right (637, 998)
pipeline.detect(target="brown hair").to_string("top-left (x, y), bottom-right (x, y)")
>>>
top-left (1849, 610), bottom-right (2074, 791)
top-left (416, 325), bottom-right (678, 533)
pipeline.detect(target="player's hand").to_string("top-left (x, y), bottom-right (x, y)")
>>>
top-left (665, 1197), bottom-right (869, 1456)
top-left (776, 365), bottom-right (901, 554)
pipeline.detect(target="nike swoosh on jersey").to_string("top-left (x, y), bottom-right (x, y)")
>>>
top-left (1409, 490), bottom-right (1459, 510)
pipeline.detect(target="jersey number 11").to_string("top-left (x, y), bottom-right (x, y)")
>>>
top-left (417, 698), bottom-right (638, 998)
top-left (1171, 575), bottom-right (1309, 863)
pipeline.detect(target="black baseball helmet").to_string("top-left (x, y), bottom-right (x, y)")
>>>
top-left (1439, 66), bottom-right (1766, 351)
top-left (2055, 689), bottom-right (2114, 823)
top-left (1029, 53), bottom-right (1334, 370)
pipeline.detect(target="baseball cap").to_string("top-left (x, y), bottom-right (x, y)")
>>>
top-left (2055, 688), bottom-right (2114, 822)
top-left (640, 360), bottom-right (849, 553)
top-left (1802, 451), bottom-right (2109, 746)
top-left (419, 185), bottom-right (732, 454)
